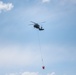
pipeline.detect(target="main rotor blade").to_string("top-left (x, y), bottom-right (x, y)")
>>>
top-left (30, 21), bottom-right (36, 24)
top-left (41, 21), bottom-right (46, 23)
top-left (29, 24), bottom-right (34, 25)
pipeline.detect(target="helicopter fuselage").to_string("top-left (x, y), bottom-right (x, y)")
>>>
top-left (34, 24), bottom-right (44, 31)
top-left (30, 21), bottom-right (44, 31)
top-left (34, 24), bottom-right (40, 29)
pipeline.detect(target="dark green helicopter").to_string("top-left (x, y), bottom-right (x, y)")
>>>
top-left (30, 21), bottom-right (44, 31)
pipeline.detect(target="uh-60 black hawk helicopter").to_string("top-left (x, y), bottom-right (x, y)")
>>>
top-left (30, 21), bottom-right (44, 31)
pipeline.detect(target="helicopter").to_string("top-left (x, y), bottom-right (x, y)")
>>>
top-left (30, 21), bottom-right (44, 31)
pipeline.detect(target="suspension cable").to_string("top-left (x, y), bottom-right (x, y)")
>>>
top-left (37, 31), bottom-right (45, 69)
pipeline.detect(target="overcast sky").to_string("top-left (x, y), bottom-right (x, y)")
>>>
top-left (0, 0), bottom-right (76, 75)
